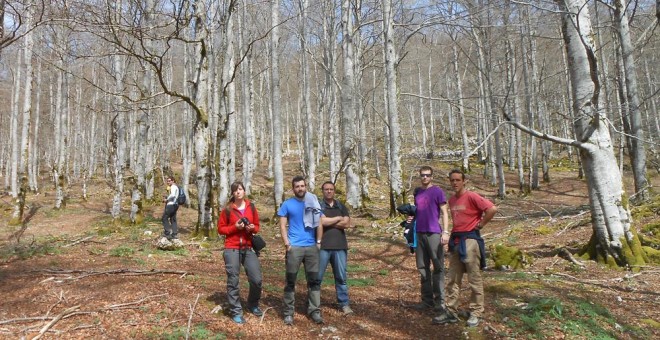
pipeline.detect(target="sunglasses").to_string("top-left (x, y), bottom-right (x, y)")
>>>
top-left (420, 174), bottom-right (432, 178)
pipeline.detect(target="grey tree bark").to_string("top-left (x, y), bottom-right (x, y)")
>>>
top-left (271, 0), bottom-right (284, 207)
top-left (382, 0), bottom-right (403, 215)
top-left (297, 0), bottom-right (316, 191)
top-left (612, 0), bottom-right (649, 201)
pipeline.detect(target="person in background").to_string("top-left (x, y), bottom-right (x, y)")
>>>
top-left (218, 181), bottom-right (263, 324)
top-left (162, 176), bottom-right (180, 240)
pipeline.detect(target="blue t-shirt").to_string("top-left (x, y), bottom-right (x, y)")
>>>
top-left (414, 185), bottom-right (447, 233)
top-left (278, 197), bottom-right (316, 246)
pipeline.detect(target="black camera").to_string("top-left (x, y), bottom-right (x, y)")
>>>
top-left (240, 217), bottom-right (250, 226)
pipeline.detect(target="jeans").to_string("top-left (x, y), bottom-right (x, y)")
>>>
top-left (224, 249), bottom-right (262, 317)
top-left (318, 249), bottom-right (349, 307)
top-left (283, 246), bottom-right (321, 317)
top-left (416, 232), bottom-right (445, 309)
top-left (162, 204), bottom-right (179, 238)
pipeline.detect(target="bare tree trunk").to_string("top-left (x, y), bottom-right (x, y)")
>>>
top-left (9, 48), bottom-right (21, 199)
top-left (417, 65), bottom-right (428, 155)
top-left (452, 43), bottom-right (470, 173)
top-left (191, 1), bottom-right (214, 236)
top-left (29, 58), bottom-right (41, 192)
top-left (54, 64), bottom-right (67, 209)
top-left (559, 0), bottom-right (644, 268)
top-left (239, 3), bottom-right (256, 194)
top-left (11, 6), bottom-right (33, 224)
top-left (521, 20), bottom-right (538, 192)
top-left (613, 0), bottom-right (649, 201)
top-left (271, 0), bottom-right (284, 207)
top-left (297, 0), bottom-right (316, 191)
top-left (382, 0), bottom-right (402, 215)
top-left (110, 0), bottom-right (126, 222)
top-left (339, 0), bottom-right (360, 208)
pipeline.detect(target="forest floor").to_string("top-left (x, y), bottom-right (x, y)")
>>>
top-left (0, 162), bottom-right (659, 339)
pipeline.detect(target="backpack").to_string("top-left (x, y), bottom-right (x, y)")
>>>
top-left (176, 186), bottom-right (186, 205)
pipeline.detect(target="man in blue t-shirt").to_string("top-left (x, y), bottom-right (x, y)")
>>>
top-left (413, 166), bottom-right (449, 313)
top-left (278, 176), bottom-right (324, 325)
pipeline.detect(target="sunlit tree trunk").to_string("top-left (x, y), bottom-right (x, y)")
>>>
top-left (382, 0), bottom-right (402, 215)
top-left (613, 0), bottom-right (649, 201)
top-left (238, 3), bottom-right (256, 194)
top-left (191, 1), bottom-right (214, 236)
top-left (109, 0), bottom-right (126, 222)
top-left (11, 5), bottom-right (33, 224)
top-left (558, 0), bottom-right (644, 268)
top-left (29, 58), bottom-right (41, 192)
top-left (271, 0), bottom-right (284, 207)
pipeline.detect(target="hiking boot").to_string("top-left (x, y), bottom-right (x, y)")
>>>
top-left (432, 312), bottom-right (458, 325)
top-left (249, 306), bottom-right (264, 317)
top-left (231, 315), bottom-right (245, 324)
top-left (310, 311), bottom-right (324, 324)
top-left (411, 303), bottom-right (433, 311)
top-left (341, 305), bottom-right (354, 315)
top-left (283, 315), bottom-right (293, 326)
top-left (467, 315), bottom-right (480, 327)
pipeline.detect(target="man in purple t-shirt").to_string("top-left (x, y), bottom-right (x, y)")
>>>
top-left (412, 166), bottom-right (450, 313)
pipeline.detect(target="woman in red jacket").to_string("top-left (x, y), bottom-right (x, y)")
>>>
top-left (218, 181), bottom-right (263, 324)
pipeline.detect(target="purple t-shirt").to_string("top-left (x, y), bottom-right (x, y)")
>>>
top-left (414, 185), bottom-right (447, 233)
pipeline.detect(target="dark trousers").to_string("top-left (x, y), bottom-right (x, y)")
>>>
top-left (416, 232), bottom-right (445, 309)
top-left (162, 204), bottom-right (179, 238)
top-left (224, 249), bottom-right (263, 316)
top-left (283, 246), bottom-right (321, 316)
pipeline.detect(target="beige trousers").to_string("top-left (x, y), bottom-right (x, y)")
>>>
top-left (445, 239), bottom-right (484, 318)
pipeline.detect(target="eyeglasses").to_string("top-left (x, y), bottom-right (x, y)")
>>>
top-left (420, 174), bottom-right (432, 178)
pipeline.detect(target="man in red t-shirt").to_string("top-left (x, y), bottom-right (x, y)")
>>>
top-left (433, 169), bottom-right (497, 328)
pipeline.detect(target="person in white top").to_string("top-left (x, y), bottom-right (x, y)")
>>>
top-left (162, 176), bottom-right (180, 240)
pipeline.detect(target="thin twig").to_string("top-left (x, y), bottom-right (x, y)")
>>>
top-left (259, 307), bottom-right (274, 324)
top-left (63, 236), bottom-right (94, 248)
top-left (186, 294), bottom-right (200, 340)
top-left (103, 293), bottom-right (168, 309)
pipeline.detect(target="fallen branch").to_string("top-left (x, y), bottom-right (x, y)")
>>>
top-left (38, 268), bottom-right (190, 281)
top-left (103, 293), bottom-right (168, 310)
top-left (63, 236), bottom-right (94, 248)
top-left (32, 305), bottom-right (80, 340)
top-left (0, 317), bottom-right (51, 326)
top-left (186, 294), bottom-right (200, 340)
top-left (559, 248), bottom-right (585, 267)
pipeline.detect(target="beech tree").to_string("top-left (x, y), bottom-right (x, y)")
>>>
top-left (505, 0), bottom-right (647, 268)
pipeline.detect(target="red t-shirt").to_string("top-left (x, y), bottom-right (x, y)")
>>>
top-left (448, 191), bottom-right (494, 233)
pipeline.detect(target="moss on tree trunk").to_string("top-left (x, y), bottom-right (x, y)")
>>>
top-left (580, 229), bottom-right (647, 271)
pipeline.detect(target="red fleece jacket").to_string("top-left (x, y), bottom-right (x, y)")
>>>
top-left (217, 199), bottom-right (261, 249)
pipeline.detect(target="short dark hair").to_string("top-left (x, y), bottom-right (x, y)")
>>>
top-left (448, 169), bottom-right (465, 180)
top-left (419, 166), bottom-right (433, 175)
top-left (167, 175), bottom-right (176, 182)
top-left (292, 175), bottom-right (306, 187)
top-left (321, 181), bottom-right (335, 190)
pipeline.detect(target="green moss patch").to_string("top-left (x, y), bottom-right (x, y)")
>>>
top-left (642, 246), bottom-right (660, 264)
top-left (490, 244), bottom-right (532, 270)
